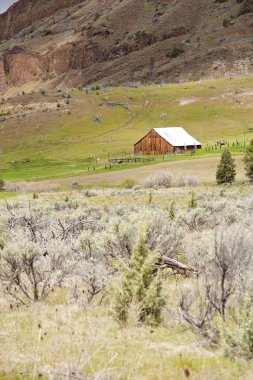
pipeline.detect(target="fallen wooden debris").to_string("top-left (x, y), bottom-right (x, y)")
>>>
top-left (155, 256), bottom-right (198, 277)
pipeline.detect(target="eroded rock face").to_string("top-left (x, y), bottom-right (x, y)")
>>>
top-left (0, 59), bottom-right (8, 93)
top-left (0, 0), bottom-right (83, 41)
top-left (0, 0), bottom-right (253, 93)
top-left (4, 47), bottom-right (44, 86)
top-left (45, 44), bottom-right (74, 76)
top-left (71, 41), bottom-right (108, 69)
top-left (0, 40), bottom-right (108, 89)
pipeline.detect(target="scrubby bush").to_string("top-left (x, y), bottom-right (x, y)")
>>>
top-left (177, 175), bottom-right (198, 187)
top-left (224, 296), bottom-right (253, 359)
top-left (113, 235), bottom-right (165, 324)
top-left (204, 225), bottom-right (252, 321)
top-left (144, 171), bottom-right (173, 188)
top-left (188, 192), bottom-right (197, 208)
top-left (223, 18), bottom-right (231, 28)
top-left (0, 178), bottom-right (5, 191)
top-left (166, 45), bottom-right (184, 58)
top-left (122, 179), bottom-right (136, 189)
top-left (0, 235), bottom-right (73, 305)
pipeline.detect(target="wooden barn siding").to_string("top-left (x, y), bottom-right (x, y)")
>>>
top-left (134, 130), bottom-right (173, 155)
top-left (134, 130), bottom-right (192, 155)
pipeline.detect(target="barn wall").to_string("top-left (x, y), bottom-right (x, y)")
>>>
top-left (134, 129), bottom-right (174, 155)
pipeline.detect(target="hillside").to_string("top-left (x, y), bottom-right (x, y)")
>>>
top-left (0, 75), bottom-right (252, 183)
top-left (0, 0), bottom-right (253, 92)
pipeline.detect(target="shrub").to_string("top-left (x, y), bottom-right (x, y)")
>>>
top-left (144, 171), bottom-right (173, 188)
top-left (216, 149), bottom-right (236, 185)
top-left (188, 192), bottom-right (197, 208)
top-left (166, 45), bottom-right (184, 58)
top-left (122, 179), bottom-right (136, 189)
top-left (113, 235), bottom-right (165, 324)
top-left (224, 296), bottom-right (253, 359)
top-left (0, 236), bottom-right (73, 305)
top-left (205, 225), bottom-right (252, 321)
top-left (169, 201), bottom-right (175, 221)
top-left (33, 192), bottom-right (38, 199)
top-left (223, 18), bottom-right (231, 28)
top-left (0, 178), bottom-right (5, 191)
top-left (177, 175), bottom-right (198, 187)
top-left (244, 139), bottom-right (253, 183)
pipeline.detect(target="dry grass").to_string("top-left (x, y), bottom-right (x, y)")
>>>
top-left (0, 286), bottom-right (251, 380)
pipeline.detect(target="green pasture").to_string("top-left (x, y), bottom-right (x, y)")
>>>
top-left (1, 75), bottom-right (253, 181)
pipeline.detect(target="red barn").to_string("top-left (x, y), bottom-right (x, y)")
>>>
top-left (134, 127), bottom-right (201, 155)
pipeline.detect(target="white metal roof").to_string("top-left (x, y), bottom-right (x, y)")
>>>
top-left (153, 127), bottom-right (201, 147)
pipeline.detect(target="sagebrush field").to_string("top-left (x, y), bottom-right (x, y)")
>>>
top-left (1, 181), bottom-right (253, 379)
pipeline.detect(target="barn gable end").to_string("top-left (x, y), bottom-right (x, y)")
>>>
top-left (134, 129), bottom-right (174, 155)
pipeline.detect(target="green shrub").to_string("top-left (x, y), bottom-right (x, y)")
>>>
top-left (122, 179), bottom-right (136, 189)
top-left (223, 18), bottom-right (231, 28)
top-left (224, 296), bottom-right (253, 360)
top-left (0, 178), bottom-right (5, 191)
top-left (188, 192), bottom-right (197, 209)
top-left (166, 45), bottom-right (184, 58)
top-left (113, 235), bottom-right (165, 325)
top-left (169, 201), bottom-right (175, 221)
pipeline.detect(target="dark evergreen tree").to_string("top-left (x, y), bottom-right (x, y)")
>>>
top-left (244, 139), bottom-right (253, 183)
top-left (216, 149), bottom-right (236, 185)
top-left (0, 178), bottom-right (5, 192)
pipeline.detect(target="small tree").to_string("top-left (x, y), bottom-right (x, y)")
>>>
top-left (113, 235), bottom-right (165, 325)
top-left (0, 178), bottom-right (5, 191)
top-left (169, 201), bottom-right (175, 221)
top-left (244, 139), bottom-right (253, 183)
top-left (188, 192), bottom-right (197, 209)
top-left (216, 149), bottom-right (236, 185)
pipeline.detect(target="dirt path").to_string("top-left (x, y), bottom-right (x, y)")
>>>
top-left (9, 156), bottom-right (246, 192)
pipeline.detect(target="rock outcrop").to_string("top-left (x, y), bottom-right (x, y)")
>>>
top-left (0, 0), bottom-right (83, 41)
top-left (1, 0), bottom-right (253, 92)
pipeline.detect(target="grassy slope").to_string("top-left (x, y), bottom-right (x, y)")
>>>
top-left (1, 75), bottom-right (253, 181)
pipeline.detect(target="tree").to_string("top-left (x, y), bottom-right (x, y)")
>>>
top-left (0, 177), bottom-right (5, 191)
top-left (113, 235), bottom-right (165, 325)
top-left (216, 149), bottom-right (236, 185)
top-left (244, 139), bottom-right (253, 183)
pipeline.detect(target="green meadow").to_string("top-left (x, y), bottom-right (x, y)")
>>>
top-left (1, 75), bottom-right (253, 181)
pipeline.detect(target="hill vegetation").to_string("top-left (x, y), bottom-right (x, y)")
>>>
top-left (0, 75), bottom-right (253, 182)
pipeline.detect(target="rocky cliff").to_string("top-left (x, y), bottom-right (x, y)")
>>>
top-left (0, 0), bottom-right (253, 93)
top-left (0, 0), bottom-right (83, 41)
